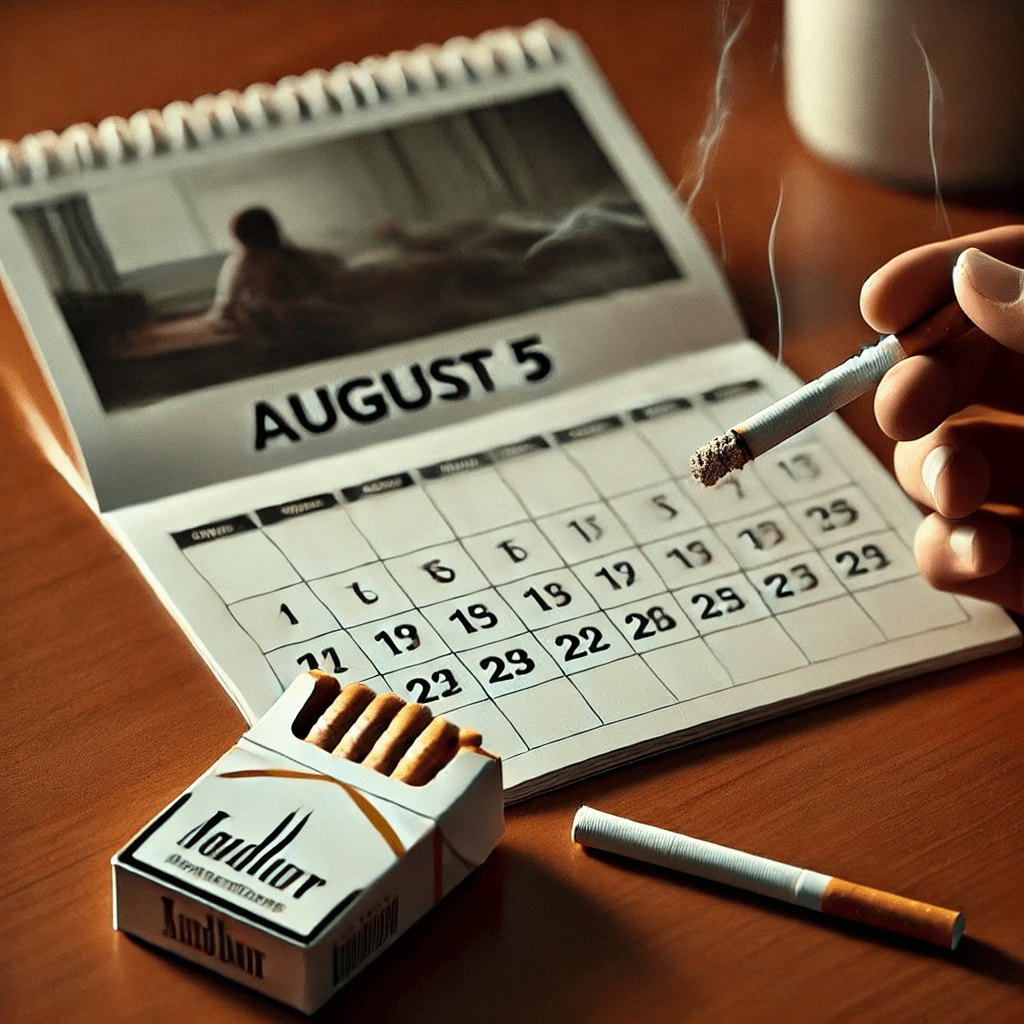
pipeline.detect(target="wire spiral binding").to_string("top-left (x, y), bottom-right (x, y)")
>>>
top-left (0, 20), bottom-right (567, 191)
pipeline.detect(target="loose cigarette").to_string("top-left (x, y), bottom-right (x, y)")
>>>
top-left (332, 691), bottom-right (405, 762)
top-left (303, 682), bottom-right (376, 750)
top-left (361, 701), bottom-right (434, 776)
top-left (690, 299), bottom-right (973, 486)
top-left (571, 806), bottom-right (965, 950)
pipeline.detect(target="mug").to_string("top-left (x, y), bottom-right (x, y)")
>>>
top-left (784, 0), bottom-right (1024, 191)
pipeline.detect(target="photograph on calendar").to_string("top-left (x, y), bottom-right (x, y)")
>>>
top-left (13, 89), bottom-right (681, 413)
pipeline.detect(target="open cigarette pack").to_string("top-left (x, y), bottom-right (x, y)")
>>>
top-left (111, 672), bottom-right (504, 1013)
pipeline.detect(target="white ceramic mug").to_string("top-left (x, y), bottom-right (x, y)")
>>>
top-left (784, 0), bottom-right (1024, 191)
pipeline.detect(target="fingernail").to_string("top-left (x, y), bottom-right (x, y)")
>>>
top-left (921, 445), bottom-right (953, 504)
top-left (957, 248), bottom-right (1024, 304)
top-left (949, 524), bottom-right (976, 569)
top-left (858, 269), bottom-right (881, 310)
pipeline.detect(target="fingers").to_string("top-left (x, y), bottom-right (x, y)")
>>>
top-left (873, 329), bottom-right (1024, 440)
top-left (865, 230), bottom-right (1024, 438)
top-left (953, 248), bottom-right (1024, 354)
top-left (874, 354), bottom-right (953, 440)
top-left (893, 435), bottom-right (989, 518)
top-left (891, 415), bottom-right (1024, 517)
top-left (913, 511), bottom-right (1023, 614)
top-left (863, 227), bottom-right (1024, 613)
top-left (860, 224), bottom-right (1024, 334)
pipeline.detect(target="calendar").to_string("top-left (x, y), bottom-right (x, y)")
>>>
top-left (111, 342), bottom-right (1019, 800)
top-left (2, 23), bottom-right (1017, 801)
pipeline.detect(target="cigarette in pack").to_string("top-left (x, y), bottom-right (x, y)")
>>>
top-left (293, 670), bottom-right (495, 786)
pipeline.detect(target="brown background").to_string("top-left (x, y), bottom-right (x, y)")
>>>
top-left (2, 2), bottom-right (1023, 1021)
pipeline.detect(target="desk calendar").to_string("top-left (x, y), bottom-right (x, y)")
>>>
top-left (2, 22), bottom-right (1017, 801)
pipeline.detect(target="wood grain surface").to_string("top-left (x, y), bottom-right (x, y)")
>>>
top-left (2, 2), bottom-right (1023, 1021)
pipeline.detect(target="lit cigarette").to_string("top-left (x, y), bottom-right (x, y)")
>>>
top-left (690, 300), bottom-right (973, 486)
top-left (571, 806), bottom-right (965, 950)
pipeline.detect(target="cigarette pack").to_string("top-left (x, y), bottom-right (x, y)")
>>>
top-left (111, 673), bottom-right (504, 1013)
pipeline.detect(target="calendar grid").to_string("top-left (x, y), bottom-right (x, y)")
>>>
top-left (173, 378), bottom-right (970, 766)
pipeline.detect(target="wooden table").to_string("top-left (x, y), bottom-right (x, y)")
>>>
top-left (3, 2), bottom-right (1023, 1020)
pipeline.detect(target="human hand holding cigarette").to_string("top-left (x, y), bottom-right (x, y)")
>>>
top-left (865, 225), bottom-right (1024, 615)
top-left (689, 300), bottom-right (972, 488)
top-left (692, 225), bottom-right (1024, 615)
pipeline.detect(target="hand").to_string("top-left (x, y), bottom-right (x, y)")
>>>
top-left (861, 225), bottom-right (1024, 614)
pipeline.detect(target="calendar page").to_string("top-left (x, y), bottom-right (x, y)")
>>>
top-left (110, 341), bottom-right (1020, 802)
top-left (0, 23), bottom-right (743, 513)
top-left (4, 22), bottom-right (1018, 802)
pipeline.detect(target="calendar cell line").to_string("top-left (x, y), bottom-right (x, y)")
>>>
top-left (822, 530), bottom-right (919, 593)
top-left (461, 521), bottom-right (564, 585)
top-left (259, 501), bottom-right (378, 580)
top-left (493, 447), bottom-right (599, 517)
top-left (702, 618), bottom-right (808, 684)
top-left (853, 576), bottom-right (967, 640)
top-left (533, 610), bottom-right (634, 675)
top-left (183, 529), bottom-right (301, 603)
top-left (608, 594), bottom-right (698, 652)
top-left (421, 588), bottom-right (527, 652)
top-left (384, 655), bottom-right (487, 716)
top-left (264, 630), bottom-right (381, 687)
top-left (493, 677), bottom-right (603, 749)
top-left (746, 551), bottom-right (847, 613)
top-left (572, 658), bottom-right (677, 724)
top-left (788, 486), bottom-right (889, 547)
top-left (642, 637), bottom-right (735, 701)
top-left (384, 541), bottom-right (492, 606)
top-left (644, 527), bottom-right (740, 590)
top-left (497, 567), bottom-right (599, 629)
top-left (559, 425), bottom-right (671, 497)
top-left (348, 611), bottom-right (450, 674)
top-left (308, 563), bottom-right (414, 627)
top-left (673, 572), bottom-right (771, 636)
top-left (776, 597), bottom-right (886, 662)
top-left (344, 485), bottom-right (455, 558)
top-left (535, 501), bottom-right (635, 563)
top-left (753, 442), bottom-right (851, 503)
top-left (633, 406), bottom-right (725, 478)
top-left (228, 583), bottom-right (341, 652)
top-left (463, 633), bottom-right (564, 698)
top-left (573, 548), bottom-right (666, 609)
top-left (679, 469), bottom-right (775, 525)
top-left (715, 507), bottom-right (812, 569)
top-left (608, 481), bottom-right (706, 544)
top-left (422, 465), bottom-right (528, 536)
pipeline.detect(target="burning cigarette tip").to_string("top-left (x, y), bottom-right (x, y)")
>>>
top-left (690, 430), bottom-right (751, 487)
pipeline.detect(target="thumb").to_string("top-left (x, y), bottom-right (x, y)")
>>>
top-left (953, 247), bottom-right (1024, 354)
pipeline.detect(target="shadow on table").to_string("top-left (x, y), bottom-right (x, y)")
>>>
top-left (317, 842), bottom-right (672, 1022)
top-left (953, 938), bottom-right (1024, 990)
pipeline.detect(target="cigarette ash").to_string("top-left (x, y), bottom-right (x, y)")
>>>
top-left (690, 430), bottom-right (750, 487)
